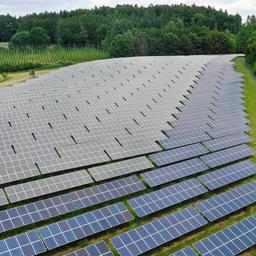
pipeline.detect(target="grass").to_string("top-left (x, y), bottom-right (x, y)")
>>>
top-left (0, 42), bottom-right (9, 49)
top-left (235, 57), bottom-right (256, 162)
top-left (0, 69), bottom-right (56, 88)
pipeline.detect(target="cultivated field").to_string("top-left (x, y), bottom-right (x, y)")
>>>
top-left (0, 47), bottom-right (108, 72)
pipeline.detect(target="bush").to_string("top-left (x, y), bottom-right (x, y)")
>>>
top-left (109, 34), bottom-right (135, 57)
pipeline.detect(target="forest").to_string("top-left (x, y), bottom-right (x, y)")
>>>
top-left (0, 4), bottom-right (255, 73)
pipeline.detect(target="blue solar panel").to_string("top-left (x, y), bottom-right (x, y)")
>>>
top-left (150, 143), bottom-right (209, 166)
top-left (158, 132), bottom-right (211, 149)
top-left (141, 158), bottom-right (208, 187)
top-left (172, 247), bottom-right (198, 256)
top-left (65, 241), bottom-right (114, 256)
top-left (207, 126), bottom-right (250, 139)
top-left (0, 231), bottom-right (46, 256)
top-left (202, 133), bottom-right (250, 151)
top-left (198, 160), bottom-right (256, 190)
top-left (194, 214), bottom-right (256, 256)
top-left (128, 178), bottom-right (208, 217)
top-left (196, 181), bottom-right (256, 221)
top-left (111, 207), bottom-right (208, 256)
top-left (0, 176), bottom-right (144, 234)
top-left (38, 203), bottom-right (134, 250)
top-left (200, 144), bottom-right (255, 168)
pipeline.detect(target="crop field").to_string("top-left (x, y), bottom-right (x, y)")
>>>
top-left (0, 47), bottom-right (108, 72)
top-left (0, 55), bottom-right (255, 256)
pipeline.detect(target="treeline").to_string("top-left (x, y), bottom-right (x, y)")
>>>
top-left (237, 16), bottom-right (256, 74)
top-left (0, 4), bottom-right (242, 56)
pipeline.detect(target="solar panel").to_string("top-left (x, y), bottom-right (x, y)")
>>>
top-left (141, 158), bottom-right (208, 187)
top-left (128, 178), bottom-right (207, 217)
top-left (0, 189), bottom-right (8, 206)
top-left (149, 143), bottom-right (209, 166)
top-left (65, 241), bottom-right (114, 256)
top-left (88, 156), bottom-right (154, 181)
top-left (195, 181), bottom-right (256, 221)
top-left (0, 176), bottom-right (143, 234)
top-left (38, 203), bottom-right (134, 250)
top-left (207, 126), bottom-right (250, 139)
top-left (172, 247), bottom-right (198, 256)
top-left (5, 169), bottom-right (93, 203)
top-left (198, 160), bottom-right (256, 190)
top-left (194, 214), bottom-right (256, 256)
top-left (202, 133), bottom-right (250, 151)
top-left (200, 144), bottom-right (254, 168)
top-left (158, 132), bottom-right (211, 149)
top-left (111, 207), bottom-right (208, 256)
top-left (0, 231), bottom-right (46, 256)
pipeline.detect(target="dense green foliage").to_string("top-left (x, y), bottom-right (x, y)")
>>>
top-left (237, 16), bottom-right (256, 74)
top-left (0, 4), bottom-right (255, 73)
top-left (10, 27), bottom-right (50, 48)
top-left (0, 48), bottom-right (108, 72)
top-left (0, 4), bottom-right (242, 56)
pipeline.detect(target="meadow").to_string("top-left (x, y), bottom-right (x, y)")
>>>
top-left (0, 47), bottom-right (108, 72)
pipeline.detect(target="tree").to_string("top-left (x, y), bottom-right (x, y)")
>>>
top-left (96, 24), bottom-right (110, 45)
top-left (109, 34), bottom-right (135, 57)
top-left (29, 27), bottom-right (49, 47)
top-left (161, 32), bottom-right (180, 55)
top-left (10, 31), bottom-right (30, 48)
top-left (210, 31), bottom-right (235, 54)
top-left (133, 31), bottom-right (149, 56)
top-left (0, 15), bottom-right (18, 42)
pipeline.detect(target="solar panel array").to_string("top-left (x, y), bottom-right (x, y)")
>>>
top-left (88, 156), bottom-right (153, 181)
top-left (141, 158), bottom-right (208, 187)
top-left (202, 133), bottom-right (250, 151)
top-left (0, 231), bottom-right (46, 256)
top-left (128, 178), bottom-right (207, 217)
top-left (0, 176), bottom-right (144, 234)
top-left (0, 54), bottom-right (255, 256)
top-left (0, 190), bottom-right (8, 207)
top-left (158, 131), bottom-right (211, 149)
top-left (5, 169), bottom-right (93, 202)
top-left (199, 144), bottom-right (255, 168)
top-left (111, 207), bottom-right (208, 256)
top-left (149, 143), bottom-right (209, 166)
top-left (198, 160), bottom-right (256, 190)
top-left (38, 203), bottom-right (134, 250)
top-left (172, 247), bottom-right (198, 256)
top-left (194, 214), bottom-right (256, 256)
top-left (196, 181), bottom-right (256, 221)
top-left (65, 241), bottom-right (114, 256)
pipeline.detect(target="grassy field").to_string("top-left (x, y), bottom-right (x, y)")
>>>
top-left (0, 69), bottom-right (56, 88)
top-left (0, 42), bottom-right (9, 49)
top-left (235, 57), bottom-right (256, 162)
top-left (0, 47), bottom-right (108, 72)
